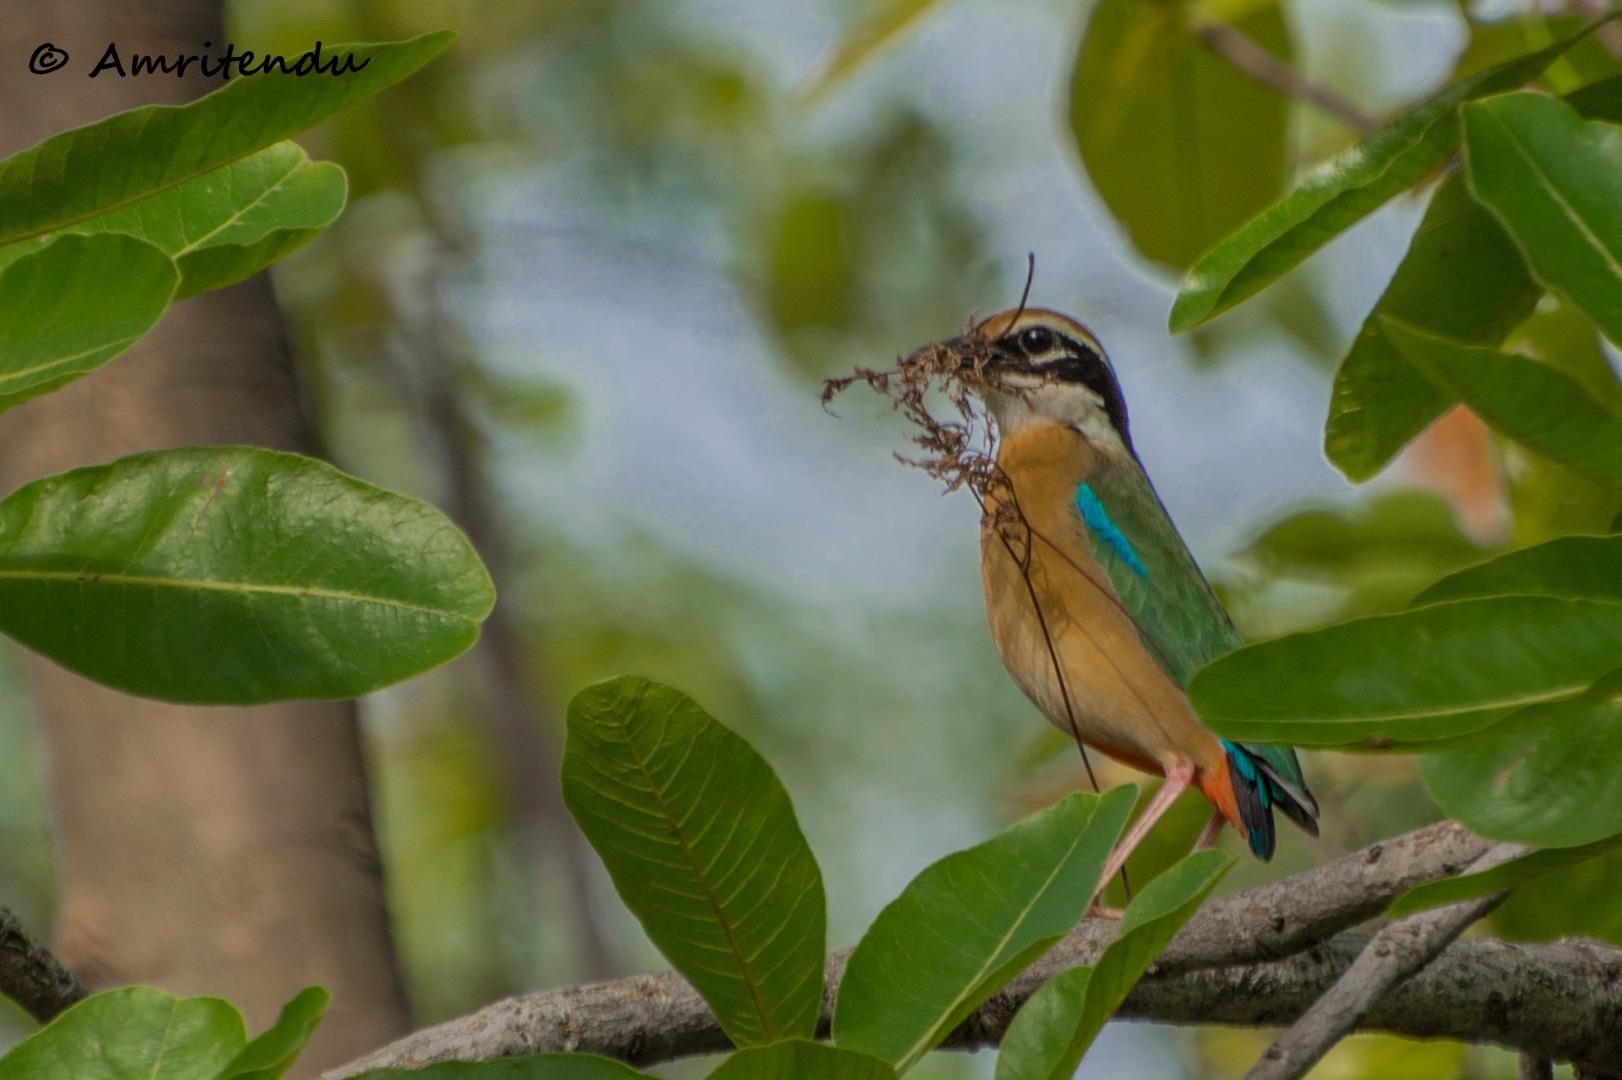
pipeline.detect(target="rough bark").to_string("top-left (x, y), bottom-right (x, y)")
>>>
top-left (1247, 841), bottom-right (1526, 1079)
top-left (0, 1), bottom-right (410, 1070)
top-left (331, 822), bottom-right (1622, 1077)
top-left (0, 905), bottom-right (86, 1024)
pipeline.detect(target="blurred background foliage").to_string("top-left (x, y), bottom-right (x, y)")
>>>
top-left (1, 0), bottom-right (1619, 1076)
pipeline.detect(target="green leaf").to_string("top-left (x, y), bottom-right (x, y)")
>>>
top-left (797, 0), bottom-right (950, 103)
top-left (833, 787), bottom-right (1136, 1073)
top-left (1379, 317), bottom-right (1622, 485)
top-left (351, 1055), bottom-right (655, 1079)
top-left (994, 850), bottom-right (1233, 1080)
top-left (0, 234), bottom-right (178, 411)
top-left (0, 446), bottom-right (493, 704)
top-left (1070, 0), bottom-right (1291, 268)
top-left (219, 987), bottom-right (329, 1080)
top-left (1168, 17), bottom-right (1614, 331)
top-left (1564, 74), bottom-right (1622, 125)
top-left (706, 1041), bottom-right (898, 1080)
top-left (1188, 595), bottom-right (1622, 746)
top-left (1322, 173), bottom-right (1538, 480)
top-left (1463, 91), bottom-right (1622, 345)
top-left (1415, 533), bottom-right (1622, 605)
top-left (0, 986), bottom-right (247, 1079)
top-left (0, 144), bottom-right (347, 300)
top-left (0, 33), bottom-right (452, 249)
top-left (1389, 833), bottom-right (1622, 916)
top-left (561, 677), bottom-right (825, 1047)
top-left (1420, 668), bottom-right (1622, 847)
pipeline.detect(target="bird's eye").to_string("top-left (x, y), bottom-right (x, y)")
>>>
top-left (1018, 327), bottom-right (1055, 355)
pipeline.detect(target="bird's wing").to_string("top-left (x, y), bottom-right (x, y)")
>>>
top-left (1075, 455), bottom-right (1315, 814)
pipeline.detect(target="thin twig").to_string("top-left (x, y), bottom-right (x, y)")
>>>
top-left (1245, 841), bottom-right (1526, 1080)
top-left (0, 904), bottom-right (87, 1024)
top-left (1195, 22), bottom-right (1379, 134)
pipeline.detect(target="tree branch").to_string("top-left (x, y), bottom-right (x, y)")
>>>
top-left (331, 822), bottom-right (1609, 1078)
top-left (1194, 22), bottom-right (1379, 134)
top-left (0, 904), bottom-right (87, 1024)
top-left (1244, 841), bottom-right (1526, 1079)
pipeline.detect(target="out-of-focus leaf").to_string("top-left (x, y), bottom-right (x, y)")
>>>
top-left (352, 1055), bottom-right (655, 1078)
top-left (798, 0), bottom-right (951, 103)
top-left (707, 1041), bottom-right (898, 1079)
top-left (1168, 19), bottom-right (1613, 331)
top-left (1450, 15), bottom-right (1620, 91)
top-left (1380, 318), bottom-right (1622, 485)
top-left (994, 850), bottom-right (1233, 1080)
top-left (0, 987), bottom-right (246, 1079)
top-left (1463, 92), bottom-right (1622, 345)
top-left (1071, 0), bottom-right (1290, 268)
top-left (1389, 833), bottom-right (1622, 916)
top-left (0, 234), bottom-right (178, 411)
top-left (0, 33), bottom-right (452, 248)
top-left (0, 144), bottom-right (347, 299)
top-left (833, 787), bottom-right (1136, 1073)
top-left (1323, 174), bottom-right (1538, 480)
top-left (1565, 75), bottom-right (1622, 124)
top-left (1416, 533), bottom-right (1622, 605)
top-left (1244, 491), bottom-right (1484, 578)
top-left (561, 677), bottom-right (825, 1047)
top-left (219, 987), bottom-right (329, 1080)
top-left (1188, 595), bottom-right (1622, 746)
top-left (1420, 668), bottom-right (1622, 847)
top-left (0, 446), bottom-right (494, 704)
top-left (760, 189), bottom-right (857, 337)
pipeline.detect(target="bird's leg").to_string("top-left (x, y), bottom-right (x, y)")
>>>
top-left (1089, 762), bottom-right (1195, 914)
top-left (1193, 808), bottom-right (1226, 851)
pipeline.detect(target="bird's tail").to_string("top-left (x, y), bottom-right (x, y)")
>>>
top-left (1204, 740), bottom-right (1320, 861)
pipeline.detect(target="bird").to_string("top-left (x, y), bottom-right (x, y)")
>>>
top-left (921, 306), bottom-right (1318, 893)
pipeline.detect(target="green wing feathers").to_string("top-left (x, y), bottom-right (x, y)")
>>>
top-left (1076, 459), bottom-right (1318, 856)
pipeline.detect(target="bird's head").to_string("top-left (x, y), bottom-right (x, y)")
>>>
top-left (915, 307), bottom-right (1134, 457)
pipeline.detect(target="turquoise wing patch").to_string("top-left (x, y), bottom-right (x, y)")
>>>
top-left (1075, 483), bottom-right (1147, 578)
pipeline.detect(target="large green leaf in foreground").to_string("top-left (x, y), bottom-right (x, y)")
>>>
top-left (1188, 595), bottom-right (1622, 746)
top-left (562, 677), bottom-right (826, 1047)
top-left (1464, 91), bottom-right (1622, 346)
top-left (0, 143), bottom-right (347, 299)
top-left (0, 234), bottom-right (178, 412)
top-left (0, 447), bottom-right (493, 703)
top-left (1415, 533), bottom-right (1622, 605)
top-left (1168, 18), bottom-right (1611, 331)
top-left (0, 986), bottom-right (327, 1080)
top-left (1380, 318), bottom-right (1622, 486)
top-left (834, 787), bottom-right (1136, 1074)
top-left (0, 33), bottom-right (451, 248)
top-left (995, 850), bottom-right (1232, 1080)
top-left (1420, 668), bottom-right (1622, 847)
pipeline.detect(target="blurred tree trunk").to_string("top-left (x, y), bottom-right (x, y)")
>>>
top-left (0, 1), bottom-right (410, 1071)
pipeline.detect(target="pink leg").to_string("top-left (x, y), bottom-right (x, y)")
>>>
top-left (1193, 808), bottom-right (1225, 851)
top-left (1094, 763), bottom-right (1195, 901)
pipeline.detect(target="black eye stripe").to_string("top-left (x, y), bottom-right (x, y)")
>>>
top-left (995, 328), bottom-right (1134, 455)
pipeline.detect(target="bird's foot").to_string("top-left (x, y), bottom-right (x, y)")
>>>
top-left (1084, 899), bottom-right (1123, 920)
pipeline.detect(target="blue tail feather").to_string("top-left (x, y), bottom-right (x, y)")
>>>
top-left (1222, 739), bottom-right (1317, 861)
